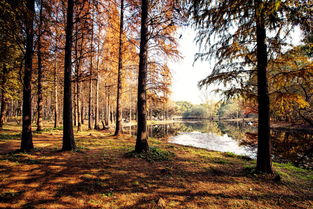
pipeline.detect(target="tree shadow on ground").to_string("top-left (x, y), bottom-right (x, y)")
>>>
top-left (0, 134), bottom-right (312, 209)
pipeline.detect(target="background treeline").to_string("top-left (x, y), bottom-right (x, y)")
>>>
top-left (0, 0), bottom-right (181, 132)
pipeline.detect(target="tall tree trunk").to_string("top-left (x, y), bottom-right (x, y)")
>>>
top-left (94, 38), bottom-right (100, 130)
top-left (74, 22), bottom-right (79, 129)
top-left (62, 0), bottom-right (76, 151)
top-left (94, 74), bottom-right (99, 129)
top-left (129, 88), bottom-right (132, 122)
top-left (105, 87), bottom-right (109, 126)
top-left (54, 56), bottom-right (59, 128)
top-left (0, 64), bottom-right (8, 130)
top-left (73, 84), bottom-right (77, 126)
top-left (114, 0), bottom-right (124, 136)
top-left (255, 0), bottom-right (272, 173)
top-left (77, 80), bottom-right (81, 131)
top-left (76, 31), bottom-right (85, 130)
top-left (81, 96), bottom-right (84, 124)
top-left (135, 0), bottom-right (149, 152)
top-left (21, 0), bottom-right (34, 151)
top-left (36, 0), bottom-right (43, 131)
top-left (88, 21), bottom-right (94, 130)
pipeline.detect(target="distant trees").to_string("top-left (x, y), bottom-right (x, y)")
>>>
top-left (174, 100), bottom-right (219, 119)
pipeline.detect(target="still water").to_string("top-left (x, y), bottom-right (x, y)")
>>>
top-left (125, 121), bottom-right (313, 169)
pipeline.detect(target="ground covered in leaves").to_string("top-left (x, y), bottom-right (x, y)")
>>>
top-left (0, 123), bottom-right (312, 208)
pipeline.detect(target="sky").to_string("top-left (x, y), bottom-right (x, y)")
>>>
top-left (169, 27), bottom-right (303, 105)
top-left (168, 28), bottom-right (219, 104)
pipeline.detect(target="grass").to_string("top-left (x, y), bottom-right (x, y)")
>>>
top-left (125, 146), bottom-right (175, 162)
top-left (0, 133), bottom-right (21, 140)
top-left (0, 123), bottom-right (312, 209)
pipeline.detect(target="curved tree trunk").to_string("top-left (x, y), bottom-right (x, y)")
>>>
top-left (21, 0), bottom-right (35, 151)
top-left (114, 0), bottom-right (124, 136)
top-left (255, 0), bottom-right (272, 174)
top-left (135, 0), bottom-right (149, 153)
top-left (62, 0), bottom-right (76, 151)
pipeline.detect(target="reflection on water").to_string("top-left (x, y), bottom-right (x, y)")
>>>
top-left (125, 121), bottom-right (313, 169)
top-left (170, 131), bottom-right (256, 157)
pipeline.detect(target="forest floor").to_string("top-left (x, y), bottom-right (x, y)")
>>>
top-left (0, 123), bottom-right (312, 209)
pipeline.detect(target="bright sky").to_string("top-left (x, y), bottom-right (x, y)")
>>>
top-left (169, 28), bottom-right (219, 104)
top-left (169, 27), bottom-right (303, 105)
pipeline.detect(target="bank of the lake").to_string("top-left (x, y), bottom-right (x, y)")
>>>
top-left (124, 120), bottom-right (313, 169)
top-left (0, 124), bottom-right (312, 208)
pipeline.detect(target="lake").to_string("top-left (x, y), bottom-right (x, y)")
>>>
top-left (125, 120), bottom-right (313, 169)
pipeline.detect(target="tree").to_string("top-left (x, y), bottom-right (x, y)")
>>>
top-left (268, 46), bottom-right (313, 126)
top-left (88, 12), bottom-right (94, 130)
top-left (21, 0), bottom-right (35, 151)
top-left (189, 0), bottom-right (311, 173)
top-left (114, 0), bottom-right (125, 136)
top-left (254, 0), bottom-right (271, 173)
top-left (36, 0), bottom-right (44, 131)
top-left (62, 0), bottom-right (76, 151)
top-left (135, 0), bottom-right (149, 152)
top-left (0, 64), bottom-right (8, 130)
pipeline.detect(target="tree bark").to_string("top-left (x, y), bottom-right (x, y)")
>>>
top-left (54, 55), bottom-right (59, 128)
top-left (53, 17), bottom-right (59, 129)
top-left (88, 21), bottom-right (94, 130)
top-left (255, 0), bottom-right (272, 173)
top-left (114, 0), bottom-right (124, 136)
top-left (73, 83), bottom-right (77, 126)
top-left (36, 0), bottom-right (43, 131)
top-left (94, 74), bottom-right (99, 129)
top-left (105, 87), bottom-right (110, 126)
top-left (21, 0), bottom-right (34, 151)
top-left (135, 0), bottom-right (149, 152)
top-left (81, 97), bottom-right (84, 124)
top-left (76, 80), bottom-right (81, 131)
top-left (62, 0), bottom-right (76, 151)
top-left (94, 36), bottom-right (100, 130)
top-left (0, 64), bottom-right (8, 130)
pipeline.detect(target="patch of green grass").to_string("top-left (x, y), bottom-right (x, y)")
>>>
top-left (224, 152), bottom-right (236, 157)
top-left (125, 146), bottom-right (175, 162)
top-left (274, 162), bottom-right (313, 181)
top-left (212, 158), bottom-right (232, 165)
top-left (101, 192), bottom-right (113, 197)
top-left (243, 165), bottom-right (258, 176)
top-left (75, 145), bottom-right (90, 151)
top-left (223, 152), bottom-right (253, 161)
top-left (34, 126), bottom-right (63, 133)
top-left (3, 153), bottom-right (40, 165)
top-left (0, 133), bottom-right (21, 140)
top-left (88, 199), bottom-right (103, 205)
